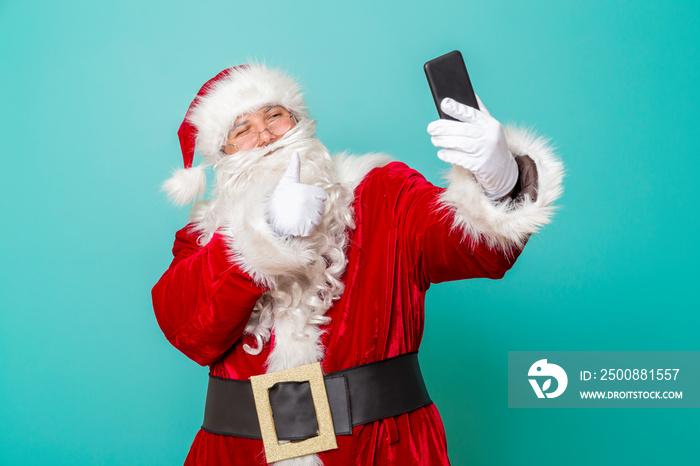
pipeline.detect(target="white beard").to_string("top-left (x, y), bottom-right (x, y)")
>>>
top-left (191, 119), bottom-right (355, 372)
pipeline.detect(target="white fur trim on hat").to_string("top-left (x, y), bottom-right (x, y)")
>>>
top-left (162, 164), bottom-right (207, 206)
top-left (439, 124), bottom-right (565, 252)
top-left (187, 64), bottom-right (309, 164)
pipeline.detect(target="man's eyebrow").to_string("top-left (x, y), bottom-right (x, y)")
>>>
top-left (231, 119), bottom-right (249, 130)
top-left (231, 106), bottom-right (277, 130)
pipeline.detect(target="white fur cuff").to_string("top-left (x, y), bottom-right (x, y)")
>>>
top-left (439, 125), bottom-right (565, 252)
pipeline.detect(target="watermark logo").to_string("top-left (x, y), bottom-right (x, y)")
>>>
top-left (528, 359), bottom-right (568, 398)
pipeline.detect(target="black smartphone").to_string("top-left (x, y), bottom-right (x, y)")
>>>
top-left (424, 50), bottom-right (478, 120)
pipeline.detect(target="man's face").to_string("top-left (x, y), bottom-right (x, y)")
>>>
top-left (222, 105), bottom-right (297, 155)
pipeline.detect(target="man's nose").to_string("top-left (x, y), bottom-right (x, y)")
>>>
top-left (258, 127), bottom-right (275, 146)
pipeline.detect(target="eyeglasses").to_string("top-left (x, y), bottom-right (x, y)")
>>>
top-left (224, 114), bottom-right (296, 152)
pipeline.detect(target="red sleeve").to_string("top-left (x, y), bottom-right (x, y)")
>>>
top-left (374, 162), bottom-right (523, 291)
top-left (151, 224), bottom-right (267, 366)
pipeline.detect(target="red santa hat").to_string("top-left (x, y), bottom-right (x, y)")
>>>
top-left (163, 63), bottom-right (310, 205)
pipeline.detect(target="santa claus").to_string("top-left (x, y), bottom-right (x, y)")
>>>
top-left (152, 64), bottom-right (563, 465)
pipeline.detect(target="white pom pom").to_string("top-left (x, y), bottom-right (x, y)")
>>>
top-left (162, 165), bottom-right (207, 205)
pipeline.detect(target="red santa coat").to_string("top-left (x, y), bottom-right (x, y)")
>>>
top-left (153, 127), bottom-right (563, 465)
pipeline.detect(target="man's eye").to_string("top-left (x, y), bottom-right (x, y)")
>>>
top-left (269, 113), bottom-right (282, 119)
top-left (235, 129), bottom-right (249, 137)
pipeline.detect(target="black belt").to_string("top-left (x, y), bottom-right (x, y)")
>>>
top-left (202, 352), bottom-right (432, 441)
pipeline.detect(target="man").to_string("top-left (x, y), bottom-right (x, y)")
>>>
top-left (152, 64), bottom-right (563, 465)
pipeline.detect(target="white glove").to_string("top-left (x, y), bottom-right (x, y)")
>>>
top-left (427, 96), bottom-right (518, 199)
top-left (268, 151), bottom-right (327, 237)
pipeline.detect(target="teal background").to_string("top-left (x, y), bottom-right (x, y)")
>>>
top-left (1, 0), bottom-right (698, 464)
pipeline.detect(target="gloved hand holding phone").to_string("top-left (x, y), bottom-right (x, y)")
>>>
top-left (428, 96), bottom-right (518, 200)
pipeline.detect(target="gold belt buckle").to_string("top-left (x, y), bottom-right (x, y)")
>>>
top-left (250, 362), bottom-right (338, 463)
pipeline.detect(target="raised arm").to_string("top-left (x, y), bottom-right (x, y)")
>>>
top-left (371, 105), bottom-right (562, 290)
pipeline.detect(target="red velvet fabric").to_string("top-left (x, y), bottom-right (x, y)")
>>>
top-left (152, 162), bottom-right (523, 465)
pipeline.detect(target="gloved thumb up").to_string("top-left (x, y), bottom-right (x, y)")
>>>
top-left (281, 151), bottom-right (302, 184)
top-left (268, 151), bottom-right (327, 237)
